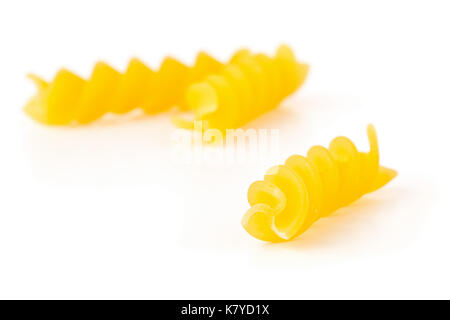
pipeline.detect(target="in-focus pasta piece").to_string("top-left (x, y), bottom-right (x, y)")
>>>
top-left (242, 125), bottom-right (397, 242)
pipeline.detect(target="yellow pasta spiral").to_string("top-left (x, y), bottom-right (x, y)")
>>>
top-left (173, 45), bottom-right (309, 132)
top-left (242, 125), bottom-right (397, 242)
top-left (24, 52), bottom-right (223, 125)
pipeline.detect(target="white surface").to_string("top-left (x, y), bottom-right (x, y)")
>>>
top-left (0, 0), bottom-right (449, 299)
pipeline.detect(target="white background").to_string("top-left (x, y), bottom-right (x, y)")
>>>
top-left (0, 0), bottom-right (449, 299)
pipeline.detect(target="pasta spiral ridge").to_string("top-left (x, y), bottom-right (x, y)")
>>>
top-left (24, 52), bottom-right (223, 125)
top-left (174, 45), bottom-right (309, 132)
top-left (242, 124), bottom-right (397, 242)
